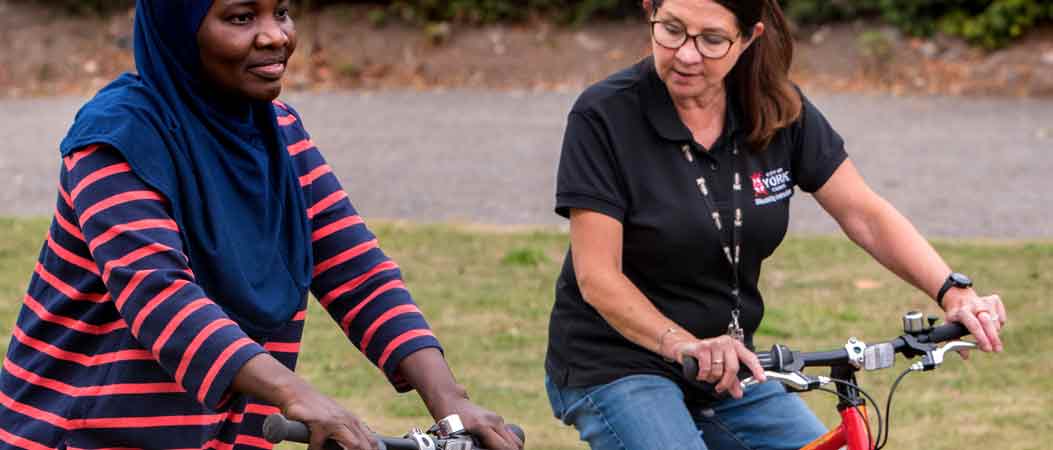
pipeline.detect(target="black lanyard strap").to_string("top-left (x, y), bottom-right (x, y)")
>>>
top-left (685, 141), bottom-right (746, 341)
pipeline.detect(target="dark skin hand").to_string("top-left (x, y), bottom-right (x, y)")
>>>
top-left (232, 350), bottom-right (524, 450)
top-left (399, 348), bottom-right (524, 450)
top-left (233, 354), bottom-right (379, 450)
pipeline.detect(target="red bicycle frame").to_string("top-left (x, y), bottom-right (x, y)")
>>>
top-left (798, 363), bottom-right (876, 450)
top-left (802, 405), bottom-right (871, 450)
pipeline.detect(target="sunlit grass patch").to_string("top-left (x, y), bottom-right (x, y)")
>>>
top-left (0, 218), bottom-right (1048, 450)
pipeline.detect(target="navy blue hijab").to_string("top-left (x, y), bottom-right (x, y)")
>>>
top-left (60, 0), bottom-right (312, 337)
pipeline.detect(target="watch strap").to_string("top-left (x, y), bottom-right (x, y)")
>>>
top-left (936, 273), bottom-right (972, 308)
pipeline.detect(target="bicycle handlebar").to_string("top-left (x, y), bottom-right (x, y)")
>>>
top-left (263, 413), bottom-right (526, 450)
top-left (682, 322), bottom-right (971, 382)
top-left (916, 321), bottom-right (970, 344)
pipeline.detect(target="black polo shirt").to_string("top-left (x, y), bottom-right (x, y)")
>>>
top-left (545, 57), bottom-right (848, 397)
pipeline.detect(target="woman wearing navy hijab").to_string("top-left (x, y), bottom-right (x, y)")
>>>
top-left (0, 1), bottom-right (523, 449)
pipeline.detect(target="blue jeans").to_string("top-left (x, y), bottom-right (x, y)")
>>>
top-left (545, 374), bottom-right (827, 450)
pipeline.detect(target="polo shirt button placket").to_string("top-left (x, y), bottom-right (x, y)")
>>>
top-left (681, 144), bottom-right (694, 162)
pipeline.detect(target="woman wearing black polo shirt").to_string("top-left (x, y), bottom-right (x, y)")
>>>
top-left (544, 1), bottom-right (1007, 449)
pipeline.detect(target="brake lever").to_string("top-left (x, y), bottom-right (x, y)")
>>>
top-left (405, 428), bottom-right (437, 450)
top-left (740, 371), bottom-right (830, 392)
top-left (910, 340), bottom-right (977, 371)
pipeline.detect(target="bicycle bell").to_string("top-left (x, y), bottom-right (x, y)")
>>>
top-left (902, 311), bottom-right (926, 334)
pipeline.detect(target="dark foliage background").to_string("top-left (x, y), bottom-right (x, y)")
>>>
top-left (28, 0), bottom-right (1053, 49)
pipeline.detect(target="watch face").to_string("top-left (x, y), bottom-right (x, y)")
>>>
top-left (950, 272), bottom-right (972, 286)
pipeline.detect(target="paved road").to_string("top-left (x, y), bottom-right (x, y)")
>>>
top-left (2, 90), bottom-right (1050, 238)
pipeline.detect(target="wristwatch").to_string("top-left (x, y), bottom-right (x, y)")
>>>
top-left (936, 272), bottom-right (973, 308)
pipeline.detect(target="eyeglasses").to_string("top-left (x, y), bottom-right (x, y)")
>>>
top-left (650, 20), bottom-right (739, 60)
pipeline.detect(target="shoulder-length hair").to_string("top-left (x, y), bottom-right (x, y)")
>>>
top-left (644, 0), bottom-right (802, 152)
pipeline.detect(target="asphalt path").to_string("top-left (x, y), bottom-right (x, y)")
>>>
top-left (2, 90), bottom-right (1050, 239)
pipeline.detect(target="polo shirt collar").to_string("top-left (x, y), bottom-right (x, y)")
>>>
top-left (640, 58), bottom-right (741, 146)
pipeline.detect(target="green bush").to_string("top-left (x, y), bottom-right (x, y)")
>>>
top-left (935, 0), bottom-right (1052, 49)
top-left (22, 0), bottom-right (1053, 49)
top-left (385, 0), bottom-right (638, 25)
top-left (784, 0), bottom-right (1053, 49)
top-left (23, 0), bottom-right (132, 15)
top-left (779, 0), bottom-right (881, 24)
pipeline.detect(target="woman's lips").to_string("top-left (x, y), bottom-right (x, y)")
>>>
top-left (248, 63), bottom-right (285, 80)
top-left (671, 69), bottom-right (703, 83)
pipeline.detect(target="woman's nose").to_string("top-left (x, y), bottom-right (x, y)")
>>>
top-left (675, 39), bottom-right (703, 65)
top-left (256, 19), bottom-right (290, 49)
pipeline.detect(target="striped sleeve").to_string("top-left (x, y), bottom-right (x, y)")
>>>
top-left (63, 145), bottom-right (267, 410)
top-left (279, 105), bottom-right (442, 392)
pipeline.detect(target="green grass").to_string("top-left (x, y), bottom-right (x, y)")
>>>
top-left (1, 217), bottom-right (1050, 450)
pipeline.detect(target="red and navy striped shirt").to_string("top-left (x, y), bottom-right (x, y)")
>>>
top-left (0, 101), bottom-right (441, 449)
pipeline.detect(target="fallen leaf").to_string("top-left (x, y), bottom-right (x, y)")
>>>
top-left (854, 279), bottom-right (882, 290)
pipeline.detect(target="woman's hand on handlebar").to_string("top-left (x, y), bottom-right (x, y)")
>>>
top-left (672, 335), bottom-right (766, 399)
top-left (396, 348), bottom-right (523, 449)
top-left (441, 397), bottom-right (524, 450)
top-left (232, 354), bottom-right (378, 449)
top-left (280, 381), bottom-right (378, 450)
top-left (943, 292), bottom-right (1007, 355)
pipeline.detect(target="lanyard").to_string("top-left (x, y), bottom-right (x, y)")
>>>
top-left (681, 142), bottom-right (746, 343)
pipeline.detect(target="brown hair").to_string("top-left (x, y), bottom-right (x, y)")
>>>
top-left (644, 0), bottom-right (802, 151)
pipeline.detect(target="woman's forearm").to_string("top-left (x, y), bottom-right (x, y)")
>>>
top-left (232, 353), bottom-right (312, 409)
top-left (568, 210), bottom-right (693, 359)
top-left (577, 269), bottom-right (693, 358)
top-left (840, 196), bottom-right (951, 302)
top-left (818, 161), bottom-right (957, 306)
top-left (825, 177), bottom-right (1004, 352)
top-left (397, 348), bottom-right (469, 421)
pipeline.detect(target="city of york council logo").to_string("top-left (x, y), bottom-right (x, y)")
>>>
top-left (751, 173), bottom-right (768, 196)
top-left (751, 168), bottom-right (793, 206)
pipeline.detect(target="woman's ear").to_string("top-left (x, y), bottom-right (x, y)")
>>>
top-left (743, 22), bottom-right (766, 50)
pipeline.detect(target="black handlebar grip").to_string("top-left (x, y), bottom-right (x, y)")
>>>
top-left (682, 355), bottom-right (700, 380)
top-left (507, 423), bottom-right (527, 445)
top-left (263, 414), bottom-right (384, 450)
top-left (682, 356), bottom-right (754, 380)
top-left (263, 413), bottom-right (308, 444)
top-left (920, 322), bottom-right (971, 343)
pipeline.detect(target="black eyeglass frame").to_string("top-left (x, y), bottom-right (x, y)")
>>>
top-left (649, 20), bottom-right (741, 60)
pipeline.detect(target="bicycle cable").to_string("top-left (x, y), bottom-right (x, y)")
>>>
top-left (820, 377), bottom-right (885, 449)
top-left (816, 387), bottom-right (875, 447)
top-left (876, 368), bottom-right (914, 450)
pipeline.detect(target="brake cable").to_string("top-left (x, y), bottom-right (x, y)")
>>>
top-left (825, 377), bottom-right (884, 449)
top-left (815, 386), bottom-right (876, 448)
top-left (876, 367), bottom-right (914, 450)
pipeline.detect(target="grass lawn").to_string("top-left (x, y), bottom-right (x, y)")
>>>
top-left (1, 217), bottom-right (1049, 450)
